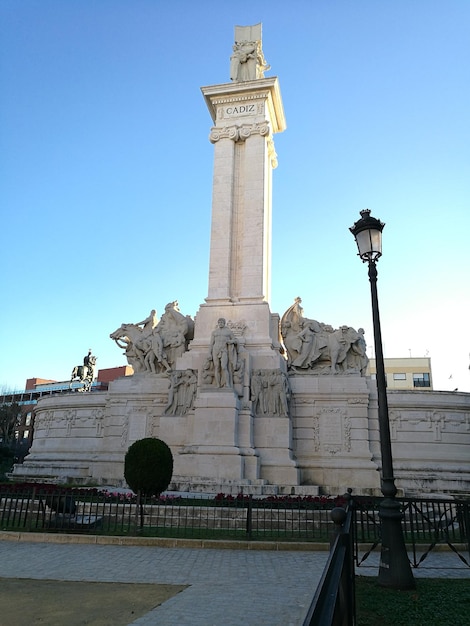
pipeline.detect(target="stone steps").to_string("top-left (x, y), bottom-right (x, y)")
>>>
top-left (169, 476), bottom-right (320, 496)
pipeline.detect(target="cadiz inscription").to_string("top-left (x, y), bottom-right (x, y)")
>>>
top-left (225, 103), bottom-right (256, 116)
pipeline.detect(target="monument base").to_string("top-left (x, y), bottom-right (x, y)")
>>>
top-left (10, 371), bottom-right (470, 497)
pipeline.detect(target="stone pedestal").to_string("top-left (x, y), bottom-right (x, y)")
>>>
top-left (290, 374), bottom-right (379, 494)
top-left (171, 389), bottom-right (247, 480)
top-left (254, 414), bottom-right (300, 485)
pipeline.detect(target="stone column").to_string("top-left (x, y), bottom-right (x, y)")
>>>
top-left (203, 77), bottom-right (284, 306)
top-left (183, 78), bottom-right (286, 357)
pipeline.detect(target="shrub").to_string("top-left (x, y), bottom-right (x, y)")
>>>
top-left (0, 445), bottom-right (16, 481)
top-left (124, 438), bottom-right (173, 497)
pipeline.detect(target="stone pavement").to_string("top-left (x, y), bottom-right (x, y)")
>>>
top-left (0, 537), bottom-right (329, 626)
top-left (0, 535), bottom-right (468, 625)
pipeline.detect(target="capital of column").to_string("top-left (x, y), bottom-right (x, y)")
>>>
top-left (209, 122), bottom-right (270, 143)
top-left (209, 122), bottom-right (277, 168)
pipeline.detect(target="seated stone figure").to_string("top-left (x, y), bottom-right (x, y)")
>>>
top-left (280, 297), bottom-right (368, 375)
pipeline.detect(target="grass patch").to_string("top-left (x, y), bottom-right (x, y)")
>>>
top-left (356, 577), bottom-right (470, 626)
top-left (0, 578), bottom-right (187, 626)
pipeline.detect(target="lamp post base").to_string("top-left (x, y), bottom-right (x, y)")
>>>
top-left (378, 496), bottom-right (415, 589)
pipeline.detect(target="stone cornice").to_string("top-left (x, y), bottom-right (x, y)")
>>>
top-left (201, 76), bottom-right (286, 133)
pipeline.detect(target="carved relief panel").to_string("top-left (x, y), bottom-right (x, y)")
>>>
top-left (313, 407), bottom-right (351, 455)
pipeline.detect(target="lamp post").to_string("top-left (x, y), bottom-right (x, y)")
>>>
top-left (350, 209), bottom-right (415, 590)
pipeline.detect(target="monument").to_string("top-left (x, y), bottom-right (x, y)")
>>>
top-left (69, 349), bottom-right (97, 392)
top-left (11, 26), bottom-right (470, 496)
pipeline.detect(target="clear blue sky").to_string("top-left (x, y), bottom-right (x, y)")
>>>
top-left (1, 0), bottom-right (469, 392)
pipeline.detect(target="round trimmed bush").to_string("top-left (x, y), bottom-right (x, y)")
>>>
top-left (124, 438), bottom-right (173, 497)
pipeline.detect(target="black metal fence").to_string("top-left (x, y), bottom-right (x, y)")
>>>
top-left (0, 485), bottom-right (343, 541)
top-left (1, 483), bottom-right (469, 569)
top-left (302, 504), bottom-right (356, 626)
top-left (353, 494), bottom-right (470, 569)
top-left (301, 493), bottom-right (470, 626)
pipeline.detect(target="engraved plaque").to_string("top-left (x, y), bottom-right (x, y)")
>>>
top-left (128, 415), bottom-right (147, 442)
top-left (320, 412), bottom-right (342, 446)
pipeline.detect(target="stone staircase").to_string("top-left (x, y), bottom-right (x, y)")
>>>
top-left (169, 475), bottom-right (320, 497)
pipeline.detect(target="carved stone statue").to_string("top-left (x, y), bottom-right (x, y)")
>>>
top-left (182, 369), bottom-right (198, 412)
top-left (233, 356), bottom-right (245, 386)
top-left (250, 369), bottom-right (264, 415)
top-left (208, 318), bottom-right (238, 388)
top-left (164, 371), bottom-right (184, 415)
top-left (70, 349), bottom-right (97, 392)
top-left (281, 298), bottom-right (368, 375)
top-left (135, 309), bottom-right (158, 335)
top-left (250, 368), bottom-right (290, 416)
top-left (164, 369), bottom-right (197, 416)
top-left (144, 327), bottom-right (171, 374)
top-left (158, 301), bottom-right (192, 367)
top-left (201, 356), bottom-right (214, 386)
top-left (110, 302), bottom-right (194, 374)
top-left (347, 327), bottom-right (369, 376)
top-left (230, 24), bottom-right (270, 82)
top-left (292, 320), bottom-right (328, 368)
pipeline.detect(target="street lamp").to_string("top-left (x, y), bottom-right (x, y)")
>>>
top-left (350, 209), bottom-right (415, 590)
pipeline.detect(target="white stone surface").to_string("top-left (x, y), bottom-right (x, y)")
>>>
top-left (11, 372), bottom-right (470, 496)
top-left (201, 77), bottom-right (285, 308)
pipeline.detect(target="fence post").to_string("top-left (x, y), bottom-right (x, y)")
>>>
top-left (133, 490), bottom-right (141, 535)
top-left (246, 494), bottom-right (253, 540)
top-left (330, 491), bottom-right (356, 626)
top-left (330, 506), bottom-right (347, 547)
top-left (459, 501), bottom-right (470, 562)
top-left (28, 486), bottom-right (36, 531)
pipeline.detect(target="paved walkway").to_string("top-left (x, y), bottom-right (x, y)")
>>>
top-left (0, 537), bottom-right (328, 625)
top-left (0, 535), bottom-right (468, 625)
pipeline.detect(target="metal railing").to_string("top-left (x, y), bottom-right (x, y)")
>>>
top-left (299, 492), bottom-right (470, 626)
top-left (302, 503), bottom-right (355, 626)
top-left (353, 494), bottom-right (470, 568)
top-left (0, 486), bottom-right (342, 541)
top-left (1, 484), bottom-right (469, 567)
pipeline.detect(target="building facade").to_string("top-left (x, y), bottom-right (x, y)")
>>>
top-left (367, 357), bottom-right (432, 390)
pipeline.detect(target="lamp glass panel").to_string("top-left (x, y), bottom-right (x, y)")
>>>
top-left (355, 228), bottom-right (382, 259)
top-left (369, 228), bottom-right (382, 254)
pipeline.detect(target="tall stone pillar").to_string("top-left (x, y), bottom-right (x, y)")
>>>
top-left (173, 28), bottom-right (299, 490)
top-left (203, 78), bottom-right (284, 305)
top-left (187, 78), bottom-right (286, 355)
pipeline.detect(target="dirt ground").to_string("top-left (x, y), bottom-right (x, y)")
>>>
top-left (0, 578), bottom-right (187, 625)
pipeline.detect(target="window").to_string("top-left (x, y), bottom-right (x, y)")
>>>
top-left (393, 373), bottom-right (407, 380)
top-left (413, 373), bottom-right (430, 388)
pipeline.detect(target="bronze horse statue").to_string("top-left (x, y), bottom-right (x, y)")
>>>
top-left (70, 355), bottom-right (97, 392)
